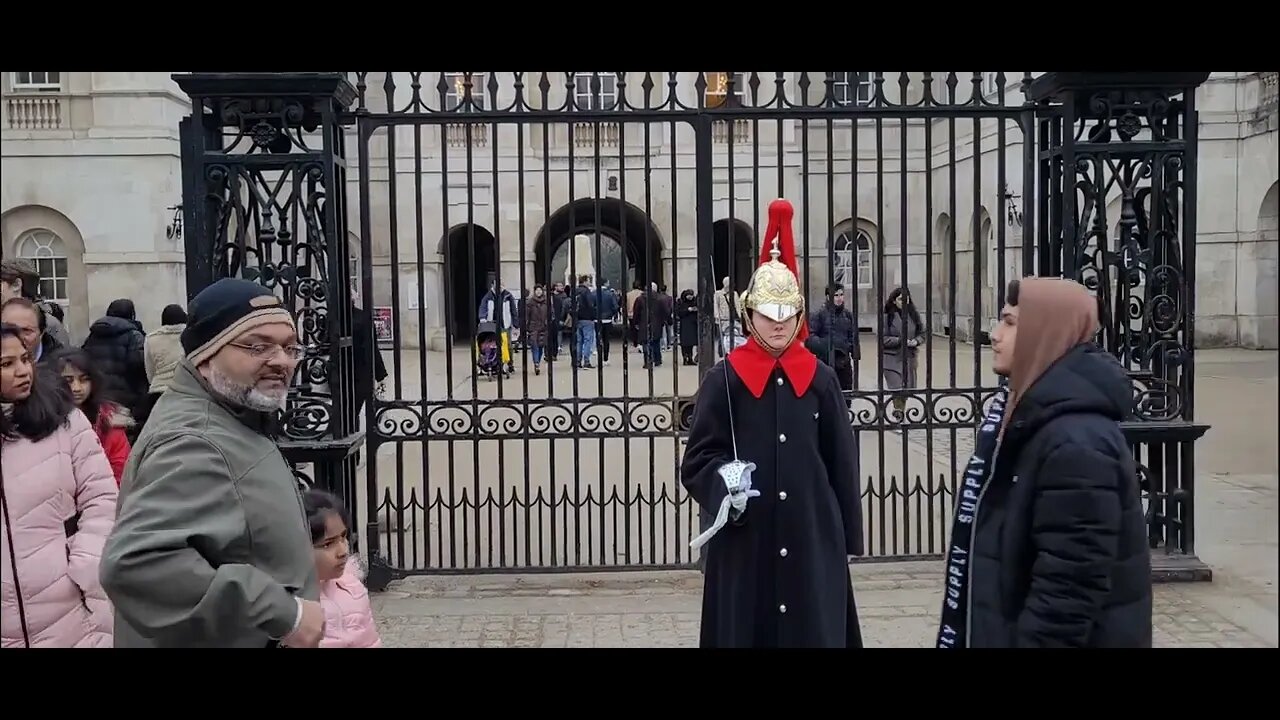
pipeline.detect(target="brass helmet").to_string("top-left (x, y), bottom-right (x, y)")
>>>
top-left (737, 198), bottom-right (808, 348)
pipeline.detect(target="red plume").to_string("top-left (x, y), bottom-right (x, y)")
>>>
top-left (759, 199), bottom-right (801, 278)
top-left (752, 198), bottom-right (808, 341)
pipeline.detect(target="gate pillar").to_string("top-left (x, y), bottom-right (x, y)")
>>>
top-left (1028, 72), bottom-right (1213, 581)
top-left (173, 72), bottom-right (372, 555)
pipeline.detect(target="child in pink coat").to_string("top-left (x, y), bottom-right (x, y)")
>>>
top-left (304, 489), bottom-right (382, 648)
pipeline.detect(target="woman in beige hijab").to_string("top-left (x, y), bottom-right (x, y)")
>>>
top-left (936, 277), bottom-right (1152, 648)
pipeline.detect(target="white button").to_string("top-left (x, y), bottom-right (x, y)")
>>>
top-left (778, 491), bottom-right (787, 500)
top-left (779, 604), bottom-right (787, 613)
top-left (779, 434), bottom-right (787, 443)
top-left (776, 377), bottom-right (784, 386)
top-left (779, 548), bottom-right (788, 557)
top-left (813, 412), bottom-right (819, 420)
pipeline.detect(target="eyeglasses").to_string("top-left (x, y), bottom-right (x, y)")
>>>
top-left (227, 341), bottom-right (307, 360)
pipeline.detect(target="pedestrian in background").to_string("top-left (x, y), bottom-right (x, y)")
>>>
top-left (1, 259), bottom-right (69, 348)
top-left (880, 287), bottom-right (924, 423)
top-left (81, 298), bottom-right (148, 436)
top-left (50, 348), bottom-right (132, 485)
top-left (2, 297), bottom-right (62, 362)
top-left (676, 289), bottom-right (698, 366)
top-left (145, 304), bottom-right (189, 392)
top-left (523, 285), bottom-right (550, 376)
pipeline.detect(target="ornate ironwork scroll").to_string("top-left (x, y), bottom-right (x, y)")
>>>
top-left (174, 73), bottom-right (367, 546)
top-left (1029, 72), bottom-right (1211, 574)
top-left (164, 72), bottom-right (1218, 583)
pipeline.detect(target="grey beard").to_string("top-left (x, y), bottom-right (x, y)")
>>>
top-left (206, 365), bottom-right (287, 413)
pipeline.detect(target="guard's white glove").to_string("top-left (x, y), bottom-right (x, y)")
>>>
top-left (690, 460), bottom-right (759, 551)
top-left (724, 461), bottom-right (759, 517)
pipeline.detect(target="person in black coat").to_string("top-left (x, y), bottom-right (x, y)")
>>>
top-left (633, 283), bottom-right (671, 369)
top-left (807, 285), bottom-right (860, 396)
top-left (937, 277), bottom-right (1151, 649)
top-left (681, 199), bottom-right (864, 648)
top-left (81, 298), bottom-right (148, 423)
top-left (675, 289), bottom-right (698, 365)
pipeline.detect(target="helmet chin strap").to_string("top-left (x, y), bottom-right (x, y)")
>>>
top-left (744, 311), bottom-right (804, 353)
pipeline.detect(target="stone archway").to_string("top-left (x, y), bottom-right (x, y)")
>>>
top-left (1, 204), bottom-right (89, 340)
top-left (439, 223), bottom-right (497, 340)
top-left (968, 206), bottom-right (994, 324)
top-left (532, 198), bottom-right (665, 292)
top-left (1247, 181), bottom-right (1278, 348)
top-left (1259, 181), bottom-right (1278, 241)
top-left (711, 218), bottom-right (755, 293)
top-left (933, 212), bottom-right (954, 320)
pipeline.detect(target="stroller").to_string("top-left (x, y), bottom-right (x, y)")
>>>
top-left (475, 321), bottom-right (512, 380)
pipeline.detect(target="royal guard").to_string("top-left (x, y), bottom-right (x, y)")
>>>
top-left (681, 198), bottom-right (865, 648)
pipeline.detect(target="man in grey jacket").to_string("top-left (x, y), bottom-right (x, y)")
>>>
top-left (100, 278), bottom-right (324, 648)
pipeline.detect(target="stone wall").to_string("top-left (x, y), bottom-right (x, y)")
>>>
top-left (3, 72), bottom-right (1273, 349)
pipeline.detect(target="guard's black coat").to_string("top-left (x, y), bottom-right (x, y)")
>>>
top-left (681, 356), bottom-right (864, 648)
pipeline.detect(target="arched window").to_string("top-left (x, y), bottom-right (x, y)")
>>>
top-left (833, 229), bottom-right (873, 293)
top-left (15, 229), bottom-right (68, 305)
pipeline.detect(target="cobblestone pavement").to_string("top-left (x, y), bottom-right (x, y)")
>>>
top-left (371, 561), bottom-right (1276, 648)
top-left (368, 349), bottom-right (1278, 649)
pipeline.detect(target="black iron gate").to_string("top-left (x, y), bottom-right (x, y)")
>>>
top-left (176, 71), bottom-right (1211, 587)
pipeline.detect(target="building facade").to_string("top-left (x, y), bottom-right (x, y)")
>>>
top-left (1, 71), bottom-right (189, 341)
top-left (3, 71), bottom-right (1274, 348)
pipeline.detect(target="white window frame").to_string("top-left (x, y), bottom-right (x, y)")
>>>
top-left (574, 72), bottom-right (618, 110)
top-left (11, 72), bottom-right (61, 91)
top-left (443, 72), bottom-right (486, 110)
top-left (982, 71), bottom-right (1000, 97)
top-left (704, 72), bottom-right (745, 107)
top-left (834, 229), bottom-right (874, 293)
top-left (348, 254), bottom-right (361, 302)
top-left (15, 229), bottom-right (69, 305)
top-left (830, 72), bottom-right (871, 107)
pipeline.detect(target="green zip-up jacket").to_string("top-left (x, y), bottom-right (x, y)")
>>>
top-left (99, 361), bottom-right (318, 647)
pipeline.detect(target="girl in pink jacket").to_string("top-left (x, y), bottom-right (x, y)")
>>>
top-left (1, 323), bottom-right (118, 648)
top-left (304, 489), bottom-right (382, 648)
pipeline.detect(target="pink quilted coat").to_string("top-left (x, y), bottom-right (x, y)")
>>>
top-left (319, 557), bottom-right (382, 648)
top-left (1, 408), bottom-right (118, 648)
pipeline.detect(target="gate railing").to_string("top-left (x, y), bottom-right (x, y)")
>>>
top-left (1028, 72), bottom-right (1212, 580)
top-left (174, 71), bottom-right (1213, 587)
top-left (175, 72), bottom-right (370, 577)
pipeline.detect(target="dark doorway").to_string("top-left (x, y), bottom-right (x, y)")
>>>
top-left (443, 223), bottom-right (497, 340)
top-left (712, 219), bottom-right (755, 293)
top-left (533, 198), bottom-right (665, 291)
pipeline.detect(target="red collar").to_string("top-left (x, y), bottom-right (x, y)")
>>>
top-left (726, 336), bottom-right (818, 399)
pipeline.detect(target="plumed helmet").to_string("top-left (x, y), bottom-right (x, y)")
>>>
top-left (737, 199), bottom-right (808, 346)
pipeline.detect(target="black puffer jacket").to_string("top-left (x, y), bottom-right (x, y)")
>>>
top-left (968, 343), bottom-right (1151, 648)
top-left (81, 315), bottom-right (148, 412)
top-left (808, 302), bottom-right (860, 364)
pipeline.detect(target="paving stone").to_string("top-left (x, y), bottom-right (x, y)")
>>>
top-left (369, 560), bottom-right (1275, 648)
